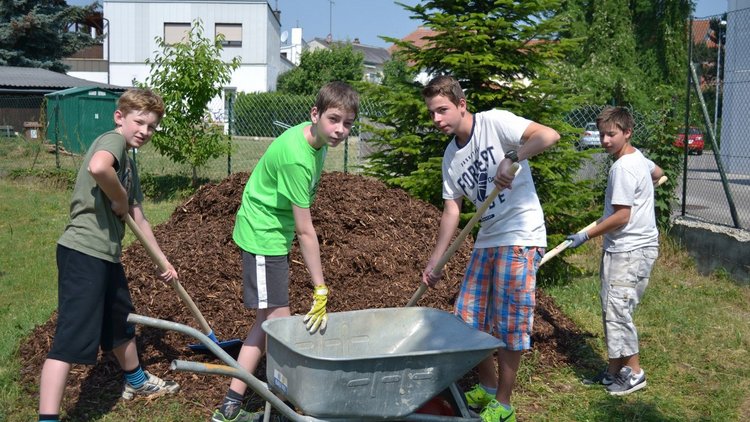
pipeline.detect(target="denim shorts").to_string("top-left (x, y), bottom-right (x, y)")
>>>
top-left (600, 247), bottom-right (658, 359)
top-left (454, 245), bottom-right (543, 351)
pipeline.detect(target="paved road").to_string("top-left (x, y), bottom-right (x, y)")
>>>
top-left (673, 151), bottom-right (750, 229)
top-left (579, 151), bottom-right (749, 230)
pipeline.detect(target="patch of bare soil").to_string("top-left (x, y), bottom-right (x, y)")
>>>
top-left (19, 172), bottom-right (594, 419)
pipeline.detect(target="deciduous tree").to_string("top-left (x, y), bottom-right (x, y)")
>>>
top-left (277, 44), bottom-right (364, 95)
top-left (140, 19), bottom-right (240, 187)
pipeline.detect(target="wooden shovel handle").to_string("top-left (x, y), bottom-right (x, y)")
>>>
top-left (124, 214), bottom-right (213, 335)
top-left (538, 175), bottom-right (668, 267)
top-left (407, 163), bottom-right (521, 307)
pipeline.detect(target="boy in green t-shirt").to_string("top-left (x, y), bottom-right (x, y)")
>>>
top-left (38, 89), bottom-right (180, 422)
top-left (212, 81), bottom-right (359, 422)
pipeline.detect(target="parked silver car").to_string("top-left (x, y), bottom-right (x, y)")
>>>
top-left (577, 122), bottom-right (601, 150)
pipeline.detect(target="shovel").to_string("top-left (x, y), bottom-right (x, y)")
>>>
top-left (125, 214), bottom-right (243, 352)
top-left (539, 175), bottom-right (668, 266)
top-left (407, 163), bottom-right (521, 307)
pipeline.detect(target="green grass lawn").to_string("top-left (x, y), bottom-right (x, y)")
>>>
top-left (1, 137), bottom-right (748, 421)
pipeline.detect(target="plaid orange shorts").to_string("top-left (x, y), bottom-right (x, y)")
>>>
top-left (454, 245), bottom-right (543, 351)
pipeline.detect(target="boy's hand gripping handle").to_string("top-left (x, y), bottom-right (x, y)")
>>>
top-left (407, 163), bottom-right (521, 307)
top-left (124, 214), bottom-right (213, 336)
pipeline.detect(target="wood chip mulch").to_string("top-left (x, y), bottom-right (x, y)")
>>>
top-left (18, 171), bottom-right (594, 418)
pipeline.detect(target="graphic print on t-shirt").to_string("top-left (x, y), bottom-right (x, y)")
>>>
top-left (454, 145), bottom-right (504, 214)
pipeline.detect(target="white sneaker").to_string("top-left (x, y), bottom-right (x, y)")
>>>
top-left (607, 366), bottom-right (646, 396)
top-left (121, 370), bottom-right (180, 400)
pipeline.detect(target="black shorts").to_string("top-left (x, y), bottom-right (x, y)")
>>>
top-left (241, 251), bottom-right (289, 309)
top-left (48, 245), bottom-right (136, 364)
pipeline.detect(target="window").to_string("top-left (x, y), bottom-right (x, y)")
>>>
top-left (216, 23), bottom-right (242, 47)
top-left (164, 23), bottom-right (190, 44)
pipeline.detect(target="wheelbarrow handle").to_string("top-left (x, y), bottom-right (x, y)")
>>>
top-left (124, 214), bottom-right (213, 336)
top-left (407, 163), bottom-right (521, 307)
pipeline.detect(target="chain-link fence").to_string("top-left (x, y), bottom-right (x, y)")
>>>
top-left (683, 9), bottom-right (750, 229)
top-left (107, 94), bottom-right (379, 180)
top-left (0, 96), bottom-right (45, 140)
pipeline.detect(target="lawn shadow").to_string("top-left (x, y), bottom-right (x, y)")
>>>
top-left (589, 396), bottom-right (678, 422)
top-left (63, 358), bottom-right (123, 421)
top-left (535, 290), bottom-right (608, 381)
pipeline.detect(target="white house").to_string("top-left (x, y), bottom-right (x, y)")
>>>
top-left (280, 27), bottom-right (305, 66)
top-left (102, 0), bottom-right (282, 93)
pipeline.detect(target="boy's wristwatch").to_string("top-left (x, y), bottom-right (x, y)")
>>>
top-left (504, 150), bottom-right (519, 163)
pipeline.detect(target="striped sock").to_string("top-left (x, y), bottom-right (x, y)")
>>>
top-left (124, 366), bottom-right (147, 389)
top-left (39, 415), bottom-right (59, 422)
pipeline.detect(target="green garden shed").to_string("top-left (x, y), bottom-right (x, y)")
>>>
top-left (46, 87), bottom-right (122, 154)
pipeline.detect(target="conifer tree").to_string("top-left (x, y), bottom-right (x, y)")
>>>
top-left (0, 0), bottom-right (99, 72)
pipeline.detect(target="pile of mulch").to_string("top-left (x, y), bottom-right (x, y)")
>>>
top-left (19, 172), bottom-right (593, 418)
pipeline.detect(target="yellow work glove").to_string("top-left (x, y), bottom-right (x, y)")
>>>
top-left (303, 284), bottom-right (328, 333)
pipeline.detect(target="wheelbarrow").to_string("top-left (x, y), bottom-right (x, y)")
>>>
top-left (127, 307), bottom-right (504, 421)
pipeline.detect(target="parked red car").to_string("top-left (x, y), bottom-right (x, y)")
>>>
top-left (674, 127), bottom-right (704, 155)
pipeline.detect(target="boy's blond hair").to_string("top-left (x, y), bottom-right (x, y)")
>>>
top-left (421, 75), bottom-right (465, 106)
top-left (117, 88), bottom-right (165, 120)
top-left (596, 106), bottom-right (634, 133)
top-left (314, 81), bottom-right (359, 118)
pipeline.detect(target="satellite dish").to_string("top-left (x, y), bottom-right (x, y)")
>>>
top-left (280, 31), bottom-right (289, 43)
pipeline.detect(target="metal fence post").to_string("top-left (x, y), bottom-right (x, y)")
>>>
top-left (225, 88), bottom-right (236, 176)
top-left (681, 17), bottom-right (693, 218)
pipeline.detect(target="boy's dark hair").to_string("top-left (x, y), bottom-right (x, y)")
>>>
top-left (117, 88), bottom-right (165, 120)
top-left (422, 75), bottom-right (465, 106)
top-left (597, 106), bottom-right (634, 133)
top-left (314, 81), bottom-right (359, 117)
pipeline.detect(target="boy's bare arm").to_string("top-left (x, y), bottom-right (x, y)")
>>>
top-left (651, 165), bottom-right (665, 183)
top-left (130, 205), bottom-right (178, 281)
top-left (88, 150), bottom-right (129, 218)
top-left (517, 122), bottom-right (560, 161)
top-left (422, 198), bottom-right (462, 286)
top-left (587, 205), bottom-right (631, 239)
top-left (293, 205), bottom-right (325, 287)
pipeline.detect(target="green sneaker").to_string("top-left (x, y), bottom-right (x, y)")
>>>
top-left (464, 384), bottom-right (495, 411)
top-left (480, 399), bottom-right (516, 422)
top-left (210, 409), bottom-right (260, 422)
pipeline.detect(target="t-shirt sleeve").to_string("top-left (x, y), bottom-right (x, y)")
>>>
top-left (96, 133), bottom-right (127, 170)
top-left (489, 109), bottom-right (531, 148)
top-left (610, 166), bottom-right (637, 207)
top-left (277, 163), bottom-right (313, 208)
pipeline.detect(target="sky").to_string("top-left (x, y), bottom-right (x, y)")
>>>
top-left (67, 0), bottom-right (728, 49)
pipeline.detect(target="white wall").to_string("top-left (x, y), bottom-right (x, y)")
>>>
top-left (67, 71), bottom-right (109, 84)
top-left (103, 0), bottom-right (280, 94)
top-left (721, 0), bottom-right (750, 174)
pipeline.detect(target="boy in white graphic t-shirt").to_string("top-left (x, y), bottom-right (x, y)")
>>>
top-left (420, 75), bottom-right (559, 422)
top-left (566, 106), bottom-right (664, 397)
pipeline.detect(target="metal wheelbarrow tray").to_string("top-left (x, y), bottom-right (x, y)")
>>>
top-left (262, 307), bottom-right (502, 419)
top-left (127, 307), bottom-right (501, 421)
